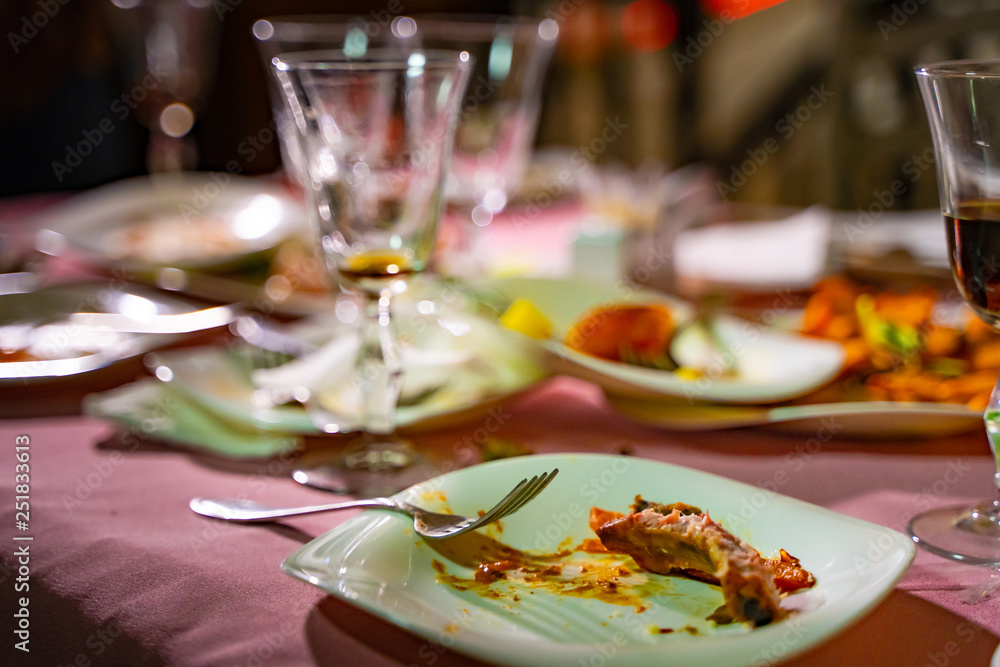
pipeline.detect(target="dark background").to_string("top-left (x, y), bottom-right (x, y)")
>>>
top-left (4, 0), bottom-right (1000, 211)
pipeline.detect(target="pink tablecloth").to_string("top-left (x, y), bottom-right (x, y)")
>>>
top-left (2, 376), bottom-right (1000, 667)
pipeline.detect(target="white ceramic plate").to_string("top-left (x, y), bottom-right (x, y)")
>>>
top-left (484, 277), bottom-right (845, 404)
top-left (283, 453), bottom-right (914, 667)
top-left (34, 173), bottom-right (311, 273)
top-left (0, 282), bottom-right (235, 383)
top-left (604, 394), bottom-right (982, 437)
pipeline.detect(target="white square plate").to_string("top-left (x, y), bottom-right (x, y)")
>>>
top-left (282, 454), bottom-right (914, 667)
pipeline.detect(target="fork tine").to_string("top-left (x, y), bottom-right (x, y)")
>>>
top-left (474, 469), bottom-right (558, 529)
top-left (465, 476), bottom-right (531, 529)
top-left (470, 476), bottom-right (537, 528)
top-left (439, 468), bottom-right (560, 538)
top-left (490, 473), bottom-right (545, 521)
top-left (487, 473), bottom-right (545, 519)
top-left (495, 469), bottom-right (558, 520)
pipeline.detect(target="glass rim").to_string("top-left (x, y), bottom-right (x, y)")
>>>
top-left (407, 13), bottom-right (559, 41)
top-left (254, 15), bottom-right (391, 43)
top-left (272, 48), bottom-right (472, 72)
top-left (915, 59), bottom-right (1000, 79)
top-left (255, 13), bottom-right (556, 42)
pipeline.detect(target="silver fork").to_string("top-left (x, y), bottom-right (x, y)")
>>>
top-left (189, 468), bottom-right (559, 539)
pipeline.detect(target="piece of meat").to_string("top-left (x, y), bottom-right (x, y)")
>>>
top-left (767, 549), bottom-right (816, 592)
top-left (595, 500), bottom-right (788, 627)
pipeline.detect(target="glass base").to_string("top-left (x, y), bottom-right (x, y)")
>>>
top-left (291, 435), bottom-right (433, 497)
top-left (907, 500), bottom-right (1000, 565)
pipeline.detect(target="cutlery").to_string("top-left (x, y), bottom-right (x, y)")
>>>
top-left (68, 304), bottom-right (237, 334)
top-left (190, 468), bottom-right (558, 538)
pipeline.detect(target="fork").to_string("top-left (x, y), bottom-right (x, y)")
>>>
top-left (189, 468), bottom-right (559, 539)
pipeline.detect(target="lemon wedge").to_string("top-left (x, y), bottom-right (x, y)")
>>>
top-left (500, 298), bottom-right (553, 340)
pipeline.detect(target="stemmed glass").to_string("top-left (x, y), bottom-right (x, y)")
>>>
top-left (909, 60), bottom-right (1000, 564)
top-left (255, 14), bottom-right (558, 275)
top-left (105, 0), bottom-right (219, 172)
top-left (270, 49), bottom-right (472, 495)
top-left (414, 15), bottom-right (558, 274)
top-left (252, 15), bottom-right (419, 188)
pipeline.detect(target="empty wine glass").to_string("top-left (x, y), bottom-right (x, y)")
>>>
top-left (252, 14), bottom-right (419, 188)
top-left (254, 14), bottom-right (558, 276)
top-left (105, 0), bottom-right (219, 172)
top-left (414, 15), bottom-right (559, 274)
top-left (270, 49), bottom-right (472, 495)
top-left (909, 60), bottom-right (1000, 564)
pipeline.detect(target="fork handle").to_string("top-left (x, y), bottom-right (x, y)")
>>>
top-left (189, 496), bottom-right (397, 522)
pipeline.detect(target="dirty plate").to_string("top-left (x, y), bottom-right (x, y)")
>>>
top-left (34, 173), bottom-right (310, 273)
top-left (0, 282), bottom-right (235, 383)
top-left (282, 453), bottom-right (914, 667)
top-left (484, 277), bottom-right (845, 404)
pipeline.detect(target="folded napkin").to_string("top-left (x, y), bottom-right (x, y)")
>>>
top-left (84, 378), bottom-right (301, 459)
top-left (673, 205), bottom-right (832, 289)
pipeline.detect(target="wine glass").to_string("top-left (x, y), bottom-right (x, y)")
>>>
top-left (270, 49), bottom-right (472, 495)
top-left (255, 14), bottom-right (558, 275)
top-left (105, 0), bottom-right (219, 172)
top-left (909, 60), bottom-right (1000, 564)
top-left (252, 14), bottom-right (419, 188)
top-left (413, 15), bottom-right (559, 275)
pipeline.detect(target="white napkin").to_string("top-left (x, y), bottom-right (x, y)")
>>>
top-left (674, 205), bottom-right (832, 288)
top-left (250, 326), bottom-right (477, 415)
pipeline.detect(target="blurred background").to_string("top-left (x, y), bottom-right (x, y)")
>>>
top-left (3, 0), bottom-right (1000, 212)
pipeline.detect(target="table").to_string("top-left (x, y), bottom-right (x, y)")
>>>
top-left (2, 194), bottom-right (1000, 667)
top-left (2, 375), bottom-right (1000, 666)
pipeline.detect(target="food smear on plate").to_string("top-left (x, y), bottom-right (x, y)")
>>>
top-left (592, 497), bottom-right (815, 627)
top-left (799, 276), bottom-right (1000, 409)
top-left (425, 496), bottom-right (814, 630)
top-left (0, 347), bottom-right (39, 363)
top-left (565, 303), bottom-right (679, 370)
top-left (427, 530), bottom-right (673, 614)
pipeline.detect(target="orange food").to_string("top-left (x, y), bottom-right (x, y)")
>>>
top-left (799, 277), bottom-right (1000, 409)
top-left (0, 348), bottom-right (38, 363)
top-left (566, 303), bottom-right (675, 362)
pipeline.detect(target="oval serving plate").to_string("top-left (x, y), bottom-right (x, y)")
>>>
top-left (483, 277), bottom-right (846, 405)
top-left (34, 173), bottom-right (311, 273)
top-left (604, 393), bottom-right (982, 437)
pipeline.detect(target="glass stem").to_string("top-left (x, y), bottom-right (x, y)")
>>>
top-left (356, 287), bottom-right (403, 437)
top-left (966, 372), bottom-right (1000, 530)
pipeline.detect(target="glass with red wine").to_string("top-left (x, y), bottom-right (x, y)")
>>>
top-left (910, 60), bottom-right (1000, 563)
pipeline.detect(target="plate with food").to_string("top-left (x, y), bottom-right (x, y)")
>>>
top-left (482, 277), bottom-right (846, 404)
top-left (605, 277), bottom-right (994, 435)
top-left (282, 453), bottom-right (914, 667)
top-left (0, 281), bottom-right (236, 383)
top-left (83, 290), bottom-right (548, 458)
top-left (34, 173), bottom-right (312, 274)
